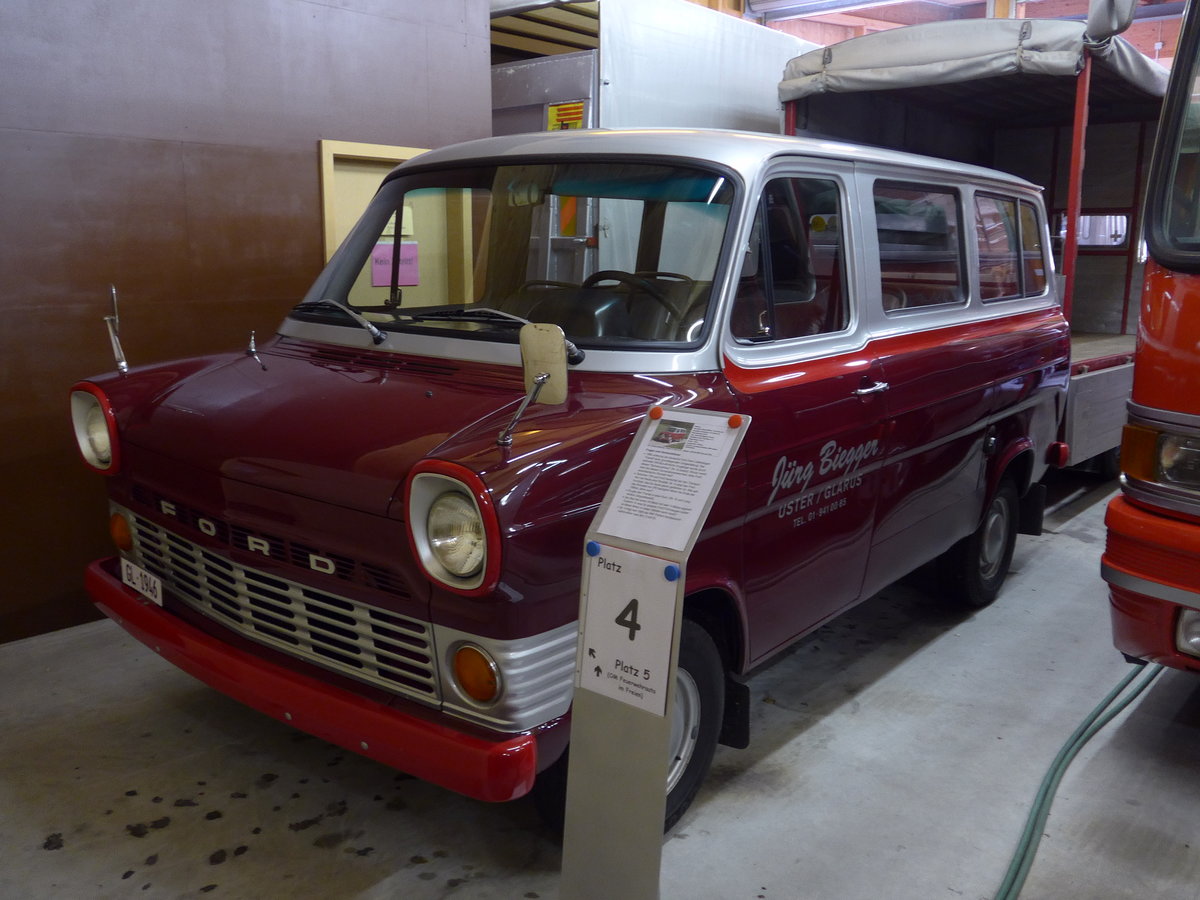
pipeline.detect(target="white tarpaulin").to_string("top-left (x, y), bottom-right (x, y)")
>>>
top-left (779, 18), bottom-right (1167, 104)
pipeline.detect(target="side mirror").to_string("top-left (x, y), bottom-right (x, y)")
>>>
top-left (519, 322), bottom-right (568, 406)
top-left (497, 323), bottom-right (570, 447)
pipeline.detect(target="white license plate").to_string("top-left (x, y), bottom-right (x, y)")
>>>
top-left (121, 559), bottom-right (163, 606)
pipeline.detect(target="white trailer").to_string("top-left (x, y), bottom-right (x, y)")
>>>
top-left (492, 0), bottom-right (818, 135)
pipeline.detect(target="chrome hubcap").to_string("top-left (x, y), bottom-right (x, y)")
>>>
top-left (979, 494), bottom-right (1009, 580)
top-left (667, 667), bottom-right (701, 793)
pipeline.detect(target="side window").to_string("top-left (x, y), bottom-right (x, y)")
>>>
top-left (975, 195), bottom-right (1020, 300)
top-left (973, 195), bottom-right (1050, 302)
top-left (875, 182), bottom-right (964, 312)
top-left (1019, 200), bottom-right (1048, 295)
top-left (732, 177), bottom-right (847, 342)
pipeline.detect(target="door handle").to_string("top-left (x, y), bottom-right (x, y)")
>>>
top-left (854, 380), bottom-right (889, 396)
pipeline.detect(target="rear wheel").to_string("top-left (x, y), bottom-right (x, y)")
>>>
top-left (938, 479), bottom-right (1019, 608)
top-left (531, 618), bottom-right (725, 834)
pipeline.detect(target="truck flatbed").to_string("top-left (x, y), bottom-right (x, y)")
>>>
top-left (1070, 332), bottom-right (1136, 371)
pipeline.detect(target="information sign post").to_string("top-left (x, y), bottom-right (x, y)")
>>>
top-left (560, 406), bottom-right (749, 900)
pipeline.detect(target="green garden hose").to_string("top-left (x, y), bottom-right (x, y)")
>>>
top-left (993, 662), bottom-right (1165, 900)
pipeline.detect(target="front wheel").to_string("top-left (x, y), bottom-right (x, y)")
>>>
top-left (531, 618), bottom-right (725, 834)
top-left (937, 479), bottom-right (1019, 609)
top-left (664, 619), bottom-right (724, 831)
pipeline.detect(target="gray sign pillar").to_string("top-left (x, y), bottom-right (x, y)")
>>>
top-left (560, 406), bottom-right (749, 900)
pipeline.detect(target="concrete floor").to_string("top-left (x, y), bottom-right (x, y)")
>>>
top-left (3, 484), bottom-right (1199, 900)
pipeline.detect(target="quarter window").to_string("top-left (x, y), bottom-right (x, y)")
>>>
top-left (1019, 201), bottom-right (1048, 295)
top-left (875, 182), bottom-right (964, 312)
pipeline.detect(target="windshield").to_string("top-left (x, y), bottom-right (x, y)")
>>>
top-left (1148, 15), bottom-right (1200, 270)
top-left (298, 160), bottom-right (737, 349)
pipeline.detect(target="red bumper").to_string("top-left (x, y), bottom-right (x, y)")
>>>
top-left (1102, 496), bottom-right (1200, 674)
top-left (85, 558), bottom-right (538, 802)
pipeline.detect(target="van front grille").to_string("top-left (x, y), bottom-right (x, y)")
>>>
top-left (128, 513), bottom-right (439, 704)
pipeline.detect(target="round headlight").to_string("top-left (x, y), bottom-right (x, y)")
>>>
top-left (427, 492), bottom-right (485, 578)
top-left (71, 386), bottom-right (118, 473)
top-left (85, 403), bottom-right (112, 466)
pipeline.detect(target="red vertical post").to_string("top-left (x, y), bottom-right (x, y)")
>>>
top-left (784, 99), bottom-right (796, 137)
top-left (1062, 52), bottom-right (1093, 322)
top-left (1120, 121), bottom-right (1149, 333)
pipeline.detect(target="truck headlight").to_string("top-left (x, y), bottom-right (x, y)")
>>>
top-left (405, 462), bottom-right (500, 596)
top-left (1176, 609), bottom-right (1200, 658)
top-left (1159, 434), bottom-right (1200, 488)
top-left (428, 492), bottom-right (484, 577)
top-left (70, 384), bottom-right (120, 474)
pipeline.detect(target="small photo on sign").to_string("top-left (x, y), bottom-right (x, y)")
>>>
top-left (651, 420), bottom-right (692, 449)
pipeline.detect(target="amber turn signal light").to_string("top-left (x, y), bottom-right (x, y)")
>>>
top-left (110, 512), bottom-right (133, 552)
top-left (453, 644), bottom-right (500, 704)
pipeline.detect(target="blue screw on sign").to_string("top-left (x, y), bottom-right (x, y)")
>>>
top-left (664, 565), bottom-right (680, 582)
top-left (586, 541), bottom-right (601, 557)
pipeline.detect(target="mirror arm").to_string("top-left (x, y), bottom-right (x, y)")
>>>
top-left (104, 284), bottom-right (129, 374)
top-left (497, 373), bottom-right (550, 447)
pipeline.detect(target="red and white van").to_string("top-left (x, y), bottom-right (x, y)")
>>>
top-left (72, 129), bottom-right (1069, 829)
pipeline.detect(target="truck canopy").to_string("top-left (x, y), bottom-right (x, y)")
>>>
top-left (780, 18), bottom-right (1166, 130)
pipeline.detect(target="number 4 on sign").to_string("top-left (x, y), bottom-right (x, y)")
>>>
top-left (615, 598), bottom-right (641, 640)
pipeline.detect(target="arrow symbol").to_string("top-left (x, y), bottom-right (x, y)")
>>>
top-left (593, 666), bottom-right (603, 677)
top-left (588, 648), bottom-right (596, 659)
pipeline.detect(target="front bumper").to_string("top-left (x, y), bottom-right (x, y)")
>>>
top-left (1102, 495), bottom-right (1200, 673)
top-left (85, 557), bottom-right (539, 802)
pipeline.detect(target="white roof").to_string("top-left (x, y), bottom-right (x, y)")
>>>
top-left (396, 128), bottom-right (1040, 191)
top-left (779, 18), bottom-right (1167, 105)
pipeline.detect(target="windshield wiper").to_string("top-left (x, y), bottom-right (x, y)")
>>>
top-left (403, 307), bottom-right (585, 364)
top-left (293, 298), bottom-right (387, 345)
top-left (406, 307), bottom-right (530, 327)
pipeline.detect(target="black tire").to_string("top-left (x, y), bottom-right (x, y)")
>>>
top-left (664, 619), bottom-right (724, 831)
top-left (1096, 446), bottom-right (1121, 481)
top-left (938, 479), bottom-right (1019, 609)
top-left (530, 618), bottom-right (725, 834)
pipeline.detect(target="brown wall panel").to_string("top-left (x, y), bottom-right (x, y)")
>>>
top-left (0, 0), bottom-right (491, 643)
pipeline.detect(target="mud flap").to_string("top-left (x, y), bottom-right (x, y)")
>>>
top-left (719, 676), bottom-right (751, 749)
top-left (1018, 481), bottom-right (1047, 536)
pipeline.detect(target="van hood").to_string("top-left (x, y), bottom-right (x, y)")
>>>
top-left (113, 341), bottom-right (529, 515)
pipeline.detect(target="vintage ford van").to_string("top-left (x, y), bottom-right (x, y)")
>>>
top-left (72, 129), bottom-right (1069, 829)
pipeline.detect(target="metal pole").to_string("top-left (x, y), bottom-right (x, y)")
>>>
top-left (1062, 51), bottom-right (1093, 322)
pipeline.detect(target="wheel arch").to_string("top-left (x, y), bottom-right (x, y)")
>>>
top-left (683, 587), bottom-right (745, 674)
top-left (991, 438), bottom-right (1035, 498)
top-left (683, 587), bottom-right (751, 750)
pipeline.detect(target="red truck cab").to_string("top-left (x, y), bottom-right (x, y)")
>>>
top-left (1101, 0), bottom-right (1200, 674)
top-left (72, 129), bottom-right (1068, 828)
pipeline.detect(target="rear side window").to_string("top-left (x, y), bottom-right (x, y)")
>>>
top-left (874, 182), bottom-right (965, 312)
top-left (732, 177), bottom-right (848, 342)
top-left (1019, 201), bottom-right (1048, 295)
top-left (974, 194), bottom-right (1048, 301)
top-left (976, 195), bottom-right (1020, 299)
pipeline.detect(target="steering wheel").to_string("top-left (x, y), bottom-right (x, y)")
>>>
top-left (582, 270), bottom-right (675, 318)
